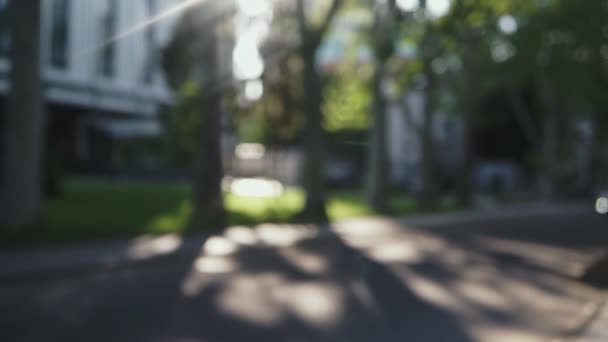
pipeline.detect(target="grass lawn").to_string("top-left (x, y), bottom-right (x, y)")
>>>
top-left (2, 180), bottom-right (422, 245)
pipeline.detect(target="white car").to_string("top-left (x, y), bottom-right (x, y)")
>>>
top-left (596, 193), bottom-right (608, 214)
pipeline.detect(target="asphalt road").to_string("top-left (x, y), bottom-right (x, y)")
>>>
top-left (1, 209), bottom-right (607, 342)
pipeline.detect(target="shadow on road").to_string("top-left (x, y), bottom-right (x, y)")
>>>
top-left (1, 224), bottom-right (474, 342)
top-left (2, 211), bottom-right (605, 342)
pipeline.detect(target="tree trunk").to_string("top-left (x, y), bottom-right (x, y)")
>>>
top-left (538, 81), bottom-right (558, 200)
top-left (457, 111), bottom-right (475, 207)
top-left (457, 45), bottom-right (480, 208)
top-left (366, 0), bottom-right (396, 213)
top-left (1, 0), bottom-right (46, 230)
top-left (419, 59), bottom-right (439, 210)
top-left (366, 62), bottom-right (390, 213)
top-left (190, 28), bottom-right (226, 230)
top-left (294, 0), bottom-right (342, 222)
top-left (299, 49), bottom-right (328, 221)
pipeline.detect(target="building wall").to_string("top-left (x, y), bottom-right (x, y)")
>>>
top-left (0, 0), bottom-right (179, 116)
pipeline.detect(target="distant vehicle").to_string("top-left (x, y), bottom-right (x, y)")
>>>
top-left (596, 192), bottom-right (608, 215)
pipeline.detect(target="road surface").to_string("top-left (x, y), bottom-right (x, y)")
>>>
top-left (1, 208), bottom-right (606, 342)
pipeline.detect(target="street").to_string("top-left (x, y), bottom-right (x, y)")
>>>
top-left (1, 208), bottom-right (607, 342)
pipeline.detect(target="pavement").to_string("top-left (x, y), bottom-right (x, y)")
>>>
top-left (0, 201), bottom-right (591, 281)
top-left (571, 298), bottom-right (608, 342)
top-left (1, 202), bottom-right (607, 342)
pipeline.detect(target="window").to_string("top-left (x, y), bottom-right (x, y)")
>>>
top-left (99, 0), bottom-right (118, 77)
top-left (50, 0), bottom-right (70, 68)
top-left (142, 0), bottom-right (157, 84)
top-left (0, 0), bottom-right (9, 58)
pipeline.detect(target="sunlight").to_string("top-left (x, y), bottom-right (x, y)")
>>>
top-left (276, 283), bottom-right (344, 326)
top-left (456, 282), bottom-right (511, 310)
top-left (194, 256), bottom-right (237, 274)
top-left (79, 0), bottom-right (206, 57)
top-left (256, 224), bottom-right (319, 248)
top-left (237, 0), bottom-right (272, 18)
top-left (398, 269), bottom-right (462, 311)
top-left (235, 143), bottom-right (266, 160)
top-left (280, 248), bottom-right (329, 274)
top-left (498, 15), bottom-right (518, 35)
top-left (225, 226), bottom-right (259, 246)
top-left (492, 40), bottom-right (516, 63)
top-left (233, 0), bottom-right (272, 81)
top-left (228, 178), bottom-right (284, 198)
top-left (244, 79), bottom-right (265, 102)
top-left (217, 274), bottom-right (284, 325)
top-left (398, 0), bottom-right (452, 18)
top-left (233, 31), bottom-right (266, 80)
top-left (333, 218), bottom-right (400, 238)
top-left (368, 242), bottom-right (422, 263)
top-left (203, 236), bottom-right (239, 256)
top-left (128, 234), bottom-right (182, 259)
top-left (397, 0), bottom-right (419, 12)
top-left (427, 0), bottom-right (451, 19)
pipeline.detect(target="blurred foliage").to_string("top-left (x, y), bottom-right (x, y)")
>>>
top-left (233, 55), bottom-right (305, 145)
top-left (165, 81), bottom-right (202, 167)
top-left (323, 63), bottom-right (372, 132)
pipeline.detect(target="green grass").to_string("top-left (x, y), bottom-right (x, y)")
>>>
top-left (1, 180), bottom-right (424, 245)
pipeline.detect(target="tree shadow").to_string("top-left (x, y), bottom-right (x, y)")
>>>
top-left (4, 211), bottom-right (601, 342)
top-left (162, 228), bottom-right (473, 342)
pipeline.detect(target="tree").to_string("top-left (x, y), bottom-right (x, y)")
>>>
top-left (434, 0), bottom-right (533, 204)
top-left (491, 0), bottom-right (608, 197)
top-left (296, 0), bottom-right (343, 221)
top-left (366, 0), bottom-right (397, 213)
top-left (1, 0), bottom-right (46, 229)
top-left (191, 24), bottom-right (226, 230)
top-left (394, 0), bottom-right (443, 210)
top-left (233, 54), bottom-right (304, 147)
top-left (163, 3), bottom-right (232, 230)
top-left (165, 81), bottom-right (204, 168)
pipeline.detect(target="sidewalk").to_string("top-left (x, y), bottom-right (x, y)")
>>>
top-left (0, 201), bottom-right (593, 282)
top-left (570, 297), bottom-right (608, 342)
top-left (0, 234), bottom-right (209, 282)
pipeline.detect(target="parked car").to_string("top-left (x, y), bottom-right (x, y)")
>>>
top-left (596, 192), bottom-right (608, 214)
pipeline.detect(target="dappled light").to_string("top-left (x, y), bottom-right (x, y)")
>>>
top-left (368, 242), bottom-right (422, 263)
top-left (226, 178), bottom-right (285, 198)
top-left (498, 15), bottom-right (518, 35)
top-left (233, 0), bottom-right (272, 82)
top-left (234, 143), bottom-right (266, 160)
top-left (203, 236), bottom-right (239, 256)
top-left (216, 274), bottom-right (286, 325)
top-left (255, 223), bottom-right (320, 248)
top-left (3, 0), bottom-right (608, 340)
top-left (397, 0), bottom-right (451, 18)
top-left (277, 282), bottom-right (344, 326)
top-left (279, 247), bottom-right (329, 274)
top-left (128, 234), bottom-right (183, 259)
top-left (244, 79), bottom-right (265, 102)
top-left (193, 256), bottom-right (237, 275)
top-left (225, 226), bottom-right (260, 246)
top-left (150, 211), bottom-right (602, 341)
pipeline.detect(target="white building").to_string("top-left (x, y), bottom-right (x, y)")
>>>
top-left (0, 0), bottom-right (179, 172)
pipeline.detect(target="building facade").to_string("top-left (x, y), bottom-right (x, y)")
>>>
top-left (0, 0), bottom-right (179, 173)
